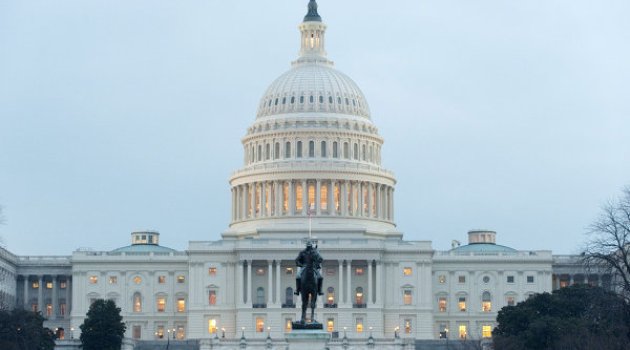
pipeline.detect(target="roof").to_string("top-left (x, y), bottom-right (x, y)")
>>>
top-left (451, 243), bottom-right (517, 253)
top-left (111, 244), bottom-right (177, 253)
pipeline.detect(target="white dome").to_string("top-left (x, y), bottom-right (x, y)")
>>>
top-left (256, 63), bottom-right (371, 119)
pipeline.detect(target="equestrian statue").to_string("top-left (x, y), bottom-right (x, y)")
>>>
top-left (294, 240), bottom-right (324, 325)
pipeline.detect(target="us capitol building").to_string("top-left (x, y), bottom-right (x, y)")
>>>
top-left (0, 2), bottom-right (608, 349)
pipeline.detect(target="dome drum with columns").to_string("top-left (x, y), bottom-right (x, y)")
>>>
top-left (226, 1), bottom-right (398, 238)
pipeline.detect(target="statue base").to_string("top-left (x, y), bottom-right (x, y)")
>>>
top-left (291, 321), bottom-right (323, 330)
top-left (286, 329), bottom-right (330, 350)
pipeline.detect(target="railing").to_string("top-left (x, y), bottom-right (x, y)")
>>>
top-left (252, 303), bottom-right (267, 309)
top-left (281, 303), bottom-right (296, 308)
top-left (352, 303), bottom-right (367, 308)
top-left (324, 303), bottom-right (338, 308)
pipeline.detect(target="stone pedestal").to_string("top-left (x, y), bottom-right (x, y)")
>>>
top-left (286, 330), bottom-right (330, 350)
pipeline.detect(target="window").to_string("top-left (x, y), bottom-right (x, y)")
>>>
top-left (285, 319), bottom-right (293, 332)
top-left (458, 325), bottom-right (467, 339)
top-left (285, 141), bottom-right (291, 158)
top-left (355, 267), bottom-right (364, 276)
top-left (309, 95), bottom-right (314, 103)
top-left (46, 282), bottom-right (53, 289)
top-left (458, 296), bottom-right (466, 312)
top-left (361, 144), bottom-right (366, 161)
top-left (332, 142), bottom-right (338, 158)
top-left (353, 143), bottom-right (358, 159)
top-left (257, 145), bottom-right (261, 161)
top-left (209, 290), bottom-right (217, 305)
top-left (527, 275), bottom-right (535, 283)
top-left (176, 326), bottom-right (185, 340)
top-left (403, 267), bottom-right (412, 276)
top-left (297, 141), bottom-right (303, 157)
top-left (329, 96), bottom-right (333, 104)
top-left (403, 290), bottom-right (412, 305)
top-left (438, 296), bottom-right (447, 312)
top-left (209, 267), bottom-right (217, 276)
top-left (256, 287), bottom-right (265, 305)
top-left (133, 276), bottom-right (142, 285)
top-left (320, 141), bottom-right (327, 157)
top-left (326, 287), bottom-right (335, 305)
top-left (285, 287), bottom-right (294, 305)
top-left (256, 317), bottom-right (265, 333)
top-left (256, 268), bottom-right (265, 276)
top-left (274, 142), bottom-right (280, 159)
top-left (208, 319), bottom-right (217, 334)
top-left (296, 183), bottom-right (303, 212)
top-left (300, 96), bottom-right (304, 104)
top-left (177, 275), bottom-right (185, 283)
top-left (31, 304), bottom-right (38, 312)
top-left (356, 318), bottom-right (364, 333)
top-left (265, 143), bottom-right (270, 160)
top-left (157, 297), bottom-right (166, 312)
top-left (355, 287), bottom-right (364, 305)
top-left (438, 275), bottom-right (446, 284)
top-left (319, 95), bottom-right (324, 103)
top-left (458, 275), bottom-right (466, 283)
top-left (320, 184), bottom-right (328, 211)
top-left (59, 302), bottom-right (66, 316)
top-left (404, 319), bottom-right (412, 334)
top-left (507, 275), bottom-right (514, 283)
top-left (285, 267), bottom-right (293, 275)
top-left (108, 276), bottom-right (117, 284)
top-left (46, 303), bottom-right (52, 316)
top-left (291, 96), bottom-right (295, 104)
top-left (133, 293), bottom-right (142, 312)
top-left (156, 326), bottom-right (164, 339)
top-left (133, 326), bottom-right (141, 339)
top-left (177, 298), bottom-right (185, 312)
top-left (158, 276), bottom-right (166, 284)
top-left (309, 141), bottom-right (315, 157)
top-left (327, 318), bottom-right (334, 332)
top-left (482, 291), bottom-right (492, 312)
top-left (343, 142), bottom-right (349, 159)
top-left (506, 295), bottom-right (515, 306)
top-left (483, 276), bottom-right (490, 284)
top-left (89, 276), bottom-right (98, 284)
top-left (482, 325), bottom-right (492, 338)
top-left (60, 281), bottom-right (67, 289)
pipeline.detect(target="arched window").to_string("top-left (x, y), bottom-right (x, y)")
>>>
top-left (337, 96), bottom-right (342, 104)
top-left (309, 141), bottom-right (315, 157)
top-left (256, 287), bottom-right (265, 305)
top-left (300, 96), bottom-right (304, 104)
top-left (285, 287), bottom-right (294, 305)
top-left (285, 141), bottom-right (291, 158)
top-left (326, 287), bottom-right (335, 305)
top-left (332, 142), bottom-right (338, 158)
top-left (355, 287), bottom-right (364, 305)
top-left (257, 145), bottom-right (262, 161)
top-left (297, 141), bottom-right (303, 158)
top-left (265, 144), bottom-right (270, 160)
top-left (320, 141), bottom-right (327, 157)
top-left (282, 97), bottom-right (286, 104)
top-left (133, 292), bottom-right (142, 313)
top-left (274, 98), bottom-right (278, 106)
top-left (329, 96), bottom-right (333, 104)
top-left (291, 96), bottom-right (295, 104)
top-left (343, 142), bottom-right (349, 159)
top-left (309, 95), bottom-right (314, 103)
top-left (353, 143), bottom-right (358, 160)
top-left (482, 291), bottom-right (492, 312)
top-left (319, 95), bottom-right (324, 103)
top-left (361, 144), bottom-right (366, 161)
top-left (274, 142), bottom-right (280, 159)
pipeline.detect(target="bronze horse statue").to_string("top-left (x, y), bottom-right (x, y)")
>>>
top-left (299, 259), bottom-right (319, 323)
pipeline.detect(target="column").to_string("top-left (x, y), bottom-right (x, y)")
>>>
top-left (301, 180), bottom-right (307, 215)
top-left (357, 182), bottom-right (363, 217)
top-left (375, 262), bottom-right (382, 305)
top-left (275, 181), bottom-right (281, 217)
top-left (66, 277), bottom-right (72, 316)
top-left (338, 260), bottom-right (343, 305)
top-left (368, 261), bottom-right (373, 305)
top-left (346, 261), bottom-right (352, 306)
top-left (390, 187), bottom-right (395, 221)
top-left (341, 181), bottom-right (348, 216)
top-left (51, 276), bottom-right (58, 320)
top-left (376, 185), bottom-right (381, 219)
top-left (23, 277), bottom-right (28, 309)
top-left (261, 182), bottom-right (266, 217)
top-left (267, 260), bottom-right (273, 305)
top-left (238, 260), bottom-right (244, 304)
top-left (250, 183), bottom-right (256, 218)
top-left (242, 185), bottom-right (248, 219)
top-left (367, 183), bottom-right (373, 218)
top-left (315, 180), bottom-right (321, 215)
top-left (276, 261), bottom-right (281, 305)
top-left (329, 180), bottom-right (335, 216)
top-left (37, 275), bottom-right (43, 314)
top-left (246, 260), bottom-right (253, 305)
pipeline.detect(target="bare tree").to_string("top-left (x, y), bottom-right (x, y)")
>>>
top-left (583, 187), bottom-right (630, 300)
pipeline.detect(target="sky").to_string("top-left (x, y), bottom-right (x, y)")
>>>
top-left (0, 0), bottom-right (629, 256)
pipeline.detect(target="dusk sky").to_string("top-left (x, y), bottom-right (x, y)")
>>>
top-left (1, 0), bottom-right (628, 256)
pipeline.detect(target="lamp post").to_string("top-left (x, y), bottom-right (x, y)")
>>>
top-left (394, 326), bottom-right (399, 339)
top-left (166, 329), bottom-right (171, 350)
top-left (445, 327), bottom-right (449, 348)
top-left (221, 327), bottom-right (225, 339)
top-left (70, 327), bottom-right (74, 340)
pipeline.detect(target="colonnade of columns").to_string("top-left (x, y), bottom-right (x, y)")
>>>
top-left (231, 180), bottom-right (394, 223)
top-left (236, 259), bottom-right (382, 308)
top-left (19, 275), bottom-right (72, 319)
top-left (551, 273), bottom-right (610, 290)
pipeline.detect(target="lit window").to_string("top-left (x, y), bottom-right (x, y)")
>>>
top-left (438, 296), bottom-right (447, 312)
top-left (133, 293), bottom-right (142, 312)
top-left (256, 268), bottom-right (265, 276)
top-left (481, 325), bottom-right (492, 338)
top-left (438, 275), bottom-right (446, 284)
top-left (208, 319), bottom-right (217, 334)
top-left (403, 290), bottom-right (412, 305)
top-left (355, 287), bottom-right (364, 305)
top-left (459, 325), bottom-right (467, 339)
top-left (403, 267), bottom-right (412, 276)
top-left (209, 267), bottom-right (217, 276)
top-left (404, 319), bottom-right (412, 334)
top-left (158, 276), bottom-right (166, 284)
top-left (157, 297), bottom-right (166, 312)
top-left (327, 287), bottom-right (335, 305)
top-left (527, 275), bottom-right (534, 283)
top-left (89, 276), bottom-right (98, 284)
top-left (285, 267), bottom-right (293, 275)
top-left (177, 298), bottom-right (186, 312)
top-left (482, 291), bottom-right (492, 312)
top-left (60, 281), bottom-right (67, 289)
top-left (506, 296), bottom-right (515, 306)
top-left (176, 326), bottom-right (185, 340)
top-left (133, 276), bottom-right (142, 285)
top-left (59, 303), bottom-right (66, 316)
top-left (156, 326), bottom-right (164, 339)
top-left (177, 275), bottom-right (185, 283)
top-left (458, 275), bottom-right (466, 283)
top-left (507, 275), bottom-right (514, 283)
top-left (327, 318), bottom-right (334, 332)
top-left (256, 318), bottom-right (265, 333)
top-left (46, 282), bottom-right (53, 289)
top-left (285, 319), bottom-right (292, 332)
top-left (355, 267), bottom-right (364, 276)
top-left (458, 297), bottom-right (466, 312)
top-left (356, 318), bottom-right (364, 333)
top-left (209, 290), bottom-right (217, 305)
top-left (46, 304), bottom-right (52, 316)
top-left (108, 276), bottom-right (117, 284)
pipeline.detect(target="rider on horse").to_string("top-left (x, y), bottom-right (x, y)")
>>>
top-left (294, 241), bottom-right (324, 296)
